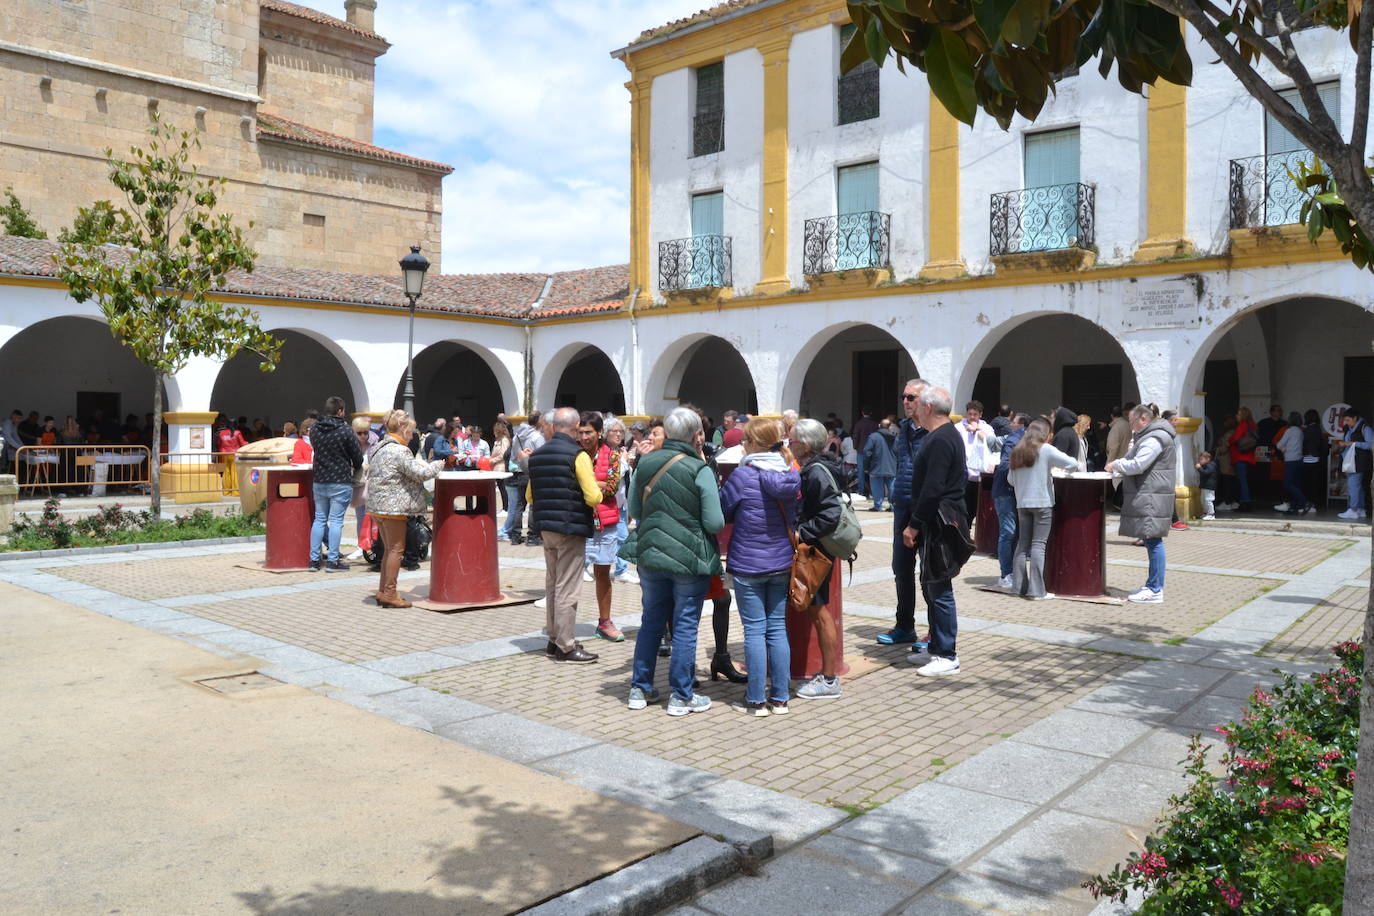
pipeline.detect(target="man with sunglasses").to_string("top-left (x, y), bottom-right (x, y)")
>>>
top-left (875, 378), bottom-right (931, 647)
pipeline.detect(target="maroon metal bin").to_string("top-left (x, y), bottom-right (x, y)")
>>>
top-left (1043, 473), bottom-right (1110, 598)
top-left (262, 465), bottom-right (314, 571)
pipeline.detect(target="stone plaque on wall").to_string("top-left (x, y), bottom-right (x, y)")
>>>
top-left (1122, 281), bottom-right (1202, 330)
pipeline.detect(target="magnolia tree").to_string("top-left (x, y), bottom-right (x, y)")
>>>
top-left (843, 0), bottom-right (1372, 906)
top-left (54, 116), bottom-right (280, 518)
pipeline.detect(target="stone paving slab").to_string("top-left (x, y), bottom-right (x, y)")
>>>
top-left (834, 782), bottom-right (1039, 865)
top-left (969, 810), bottom-right (1139, 897)
top-left (906, 872), bottom-right (1098, 915)
top-left (1104, 532), bottom-right (1352, 575)
top-left (693, 847), bottom-right (923, 916)
top-left (1261, 584), bottom-right (1367, 663)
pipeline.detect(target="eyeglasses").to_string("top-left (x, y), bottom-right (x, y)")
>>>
top-left (902, 394), bottom-right (918, 401)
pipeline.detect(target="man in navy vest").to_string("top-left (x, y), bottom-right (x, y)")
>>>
top-left (527, 407), bottom-right (603, 663)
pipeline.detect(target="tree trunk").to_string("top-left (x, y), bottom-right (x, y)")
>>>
top-left (150, 374), bottom-right (162, 519)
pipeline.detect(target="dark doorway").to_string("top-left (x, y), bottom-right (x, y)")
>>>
top-left (555, 347), bottom-right (626, 415)
top-left (1204, 359), bottom-right (1240, 444)
top-left (852, 349), bottom-right (897, 426)
top-left (1061, 364), bottom-right (1122, 423)
top-left (1344, 356), bottom-right (1374, 411)
top-left (973, 368), bottom-right (1001, 413)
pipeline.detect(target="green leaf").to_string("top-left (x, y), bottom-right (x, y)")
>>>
top-left (925, 29), bottom-right (978, 124)
top-left (974, 0), bottom-right (1019, 44)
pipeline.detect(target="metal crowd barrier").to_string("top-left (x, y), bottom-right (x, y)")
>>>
top-left (11, 444), bottom-right (152, 497)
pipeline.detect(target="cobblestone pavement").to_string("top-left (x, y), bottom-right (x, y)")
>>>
top-left (2, 520), bottom-right (1365, 914)
top-left (1262, 584), bottom-right (1368, 663)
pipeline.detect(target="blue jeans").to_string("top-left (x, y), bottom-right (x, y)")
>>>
top-left (632, 568), bottom-right (708, 700)
top-left (1350, 472), bottom-right (1367, 513)
top-left (613, 517), bottom-right (629, 576)
top-left (993, 492), bottom-right (1018, 579)
top-left (732, 572), bottom-right (791, 705)
top-left (310, 482), bottom-right (353, 563)
top-left (870, 476), bottom-right (892, 510)
top-left (1282, 461), bottom-right (1308, 510)
top-left (501, 474), bottom-right (527, 538)
top-left (1236, 461), bottom-right (1253, 503)
top-left (920, 574), bottom-right (958, 659)
top-left (1144, 537), bottom-right (1166, 592)
top-left (856, 454), bottom-right (868, 497)
top-left (891, 509), bottom-right (918, 632)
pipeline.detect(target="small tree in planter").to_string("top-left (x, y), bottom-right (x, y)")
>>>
top-left (54, 116), bottom-right (280, 518)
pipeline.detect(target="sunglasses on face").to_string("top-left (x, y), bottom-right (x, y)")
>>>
top-left (902, 394), bottom-right (918, 401)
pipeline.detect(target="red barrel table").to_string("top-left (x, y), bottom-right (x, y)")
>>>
top-left (1043, 472), bottom-right (1110, 598)
top-left (973, 472), bottom-right (998, 556)
top-left (262, 465), bottom-right (314, 571)
top-left (428, 471), bottom-right (510, 607)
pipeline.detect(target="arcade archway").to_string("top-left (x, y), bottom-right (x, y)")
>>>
top-left (645, 334), bottom-right (756, 421)
top-left (542, 344), bottom-right (625, 414)
top-left (789, 324), bottom-right (918, 426)
top-left (396, 341), bottom-right (508, 431)
top-left (212, 329), bottom-right (359, 431)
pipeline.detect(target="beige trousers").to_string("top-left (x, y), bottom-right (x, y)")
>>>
top-left (542, 530), bottom-right (586, 652)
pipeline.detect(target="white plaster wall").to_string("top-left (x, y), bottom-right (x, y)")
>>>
top-left (960, 73), bottom-right (1147, 271)
top-left (787, 24), bottom-right (928, 284)
top-left (530, 322), bottom-right (634, 414)
top-left (647, 49), bottom-right (765, 299)
top-left (979, 313), bottom-right (1142, 415)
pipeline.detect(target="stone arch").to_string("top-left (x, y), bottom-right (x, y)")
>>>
top-left (211, 327), bottom-right (365, 428)
top-left (536, 342), bottom-right (626, 414)
top-left (396, 339), bottom-right (518, 430)
top-left (779, 322), bottom-right (920, 421)
top-left (643, 333), bottom-right (757, 420)
top-left (1179, 294), bottom-right (1374, 440)
top-left (0, 314), bottom-right (177, 424)
top-left (954, 311), bottom-right (1141, 422)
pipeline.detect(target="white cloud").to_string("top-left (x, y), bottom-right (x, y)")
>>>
top-left (368, 0), bottom-right (709, 274)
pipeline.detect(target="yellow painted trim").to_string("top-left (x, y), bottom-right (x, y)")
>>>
top-left (758, 38), bottom-right (791, 294)
top-left (161, 411), bottom-right (220, 424)
top-left (618, 0), bottom-right (847, 80)
top-left (1136, 78), bottom-right (1194, 261)
top-left (922, 92), bottom-right (963, 277)
top-left (627, 76), bottom-right (653, 299)
top-left (0, 276), bottom-right (68, 290)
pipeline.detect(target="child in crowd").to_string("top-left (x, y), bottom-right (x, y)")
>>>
top-left (1196, 450), bottom-right (1218, 519)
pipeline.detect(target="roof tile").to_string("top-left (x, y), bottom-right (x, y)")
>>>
top-left (260, 0), bottom-right (386, 43)
top-left (630, 0), bottom-right (765, 46)
top-left (256, 112), bottom-right (454, 173)
top-left (0, 235), bottom-right (626, 321)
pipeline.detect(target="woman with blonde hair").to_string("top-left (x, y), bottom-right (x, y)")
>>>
top-left (366, 409), bottom-right (451, 608)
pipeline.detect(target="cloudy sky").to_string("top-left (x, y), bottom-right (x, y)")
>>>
top-left (365, 1), bottom-right (710, 275)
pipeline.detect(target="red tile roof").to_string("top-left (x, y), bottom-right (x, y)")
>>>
top-left (259, 0), bottom-right (386, 43)
top-left (629, 0), bottom-right (766, 46)
top-left (0, 235), bottom-right (627, 321)
top-left (256, 112), bottom-right (454, 174)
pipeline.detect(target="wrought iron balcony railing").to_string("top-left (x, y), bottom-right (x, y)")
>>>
top-left (803, 211), bottom-right (891, 273)
top-left (989, 182), bottom-right (1095, 256)
top-left (837, 68), bottom-right (880, 125)
top-left (1229, 150), bottom-right (1316, 229)
top-left (658, 235), bottom-right (732, 291)
top-left (692, 107), bottom-right (724, 157)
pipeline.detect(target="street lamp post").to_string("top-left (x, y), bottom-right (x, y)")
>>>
top-left (398, 245), bottom-right (430, 418)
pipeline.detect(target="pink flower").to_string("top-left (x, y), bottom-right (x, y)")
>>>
top-left (1213, 879), bottom-right (1243, 908)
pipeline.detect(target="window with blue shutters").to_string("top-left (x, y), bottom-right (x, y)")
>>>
top-left (1021, 127), bottom-right (1082, 251)
top-left (689, 191), bottom-right (726, 287)
top-left (1257, 82), bottom-right (1339, 226)
top-left (835, 162), bottom-right (883, 268)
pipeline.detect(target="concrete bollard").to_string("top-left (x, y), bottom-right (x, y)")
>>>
top-left (0, 474), bottom-right (16, 533)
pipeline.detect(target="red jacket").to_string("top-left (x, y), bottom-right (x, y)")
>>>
top-left (593, 443), bottom-right (620, 528)
top-left (1229, 420), bottom-right (1258, 465)
top-left (291, 437), bottom-right (313, 464)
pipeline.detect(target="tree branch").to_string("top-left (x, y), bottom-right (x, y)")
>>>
top-left (1273, 7), bottom-right (1344, 146)
top-left (1188, 0), bottom-right (1291, 72)
top-left (1352, 0), bottom-right (1373, 161)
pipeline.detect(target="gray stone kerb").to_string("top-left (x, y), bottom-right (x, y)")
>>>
top-left (0, 529), bottom-right (1363, 913)
top-left (0, 533), bottom-right (266, 562)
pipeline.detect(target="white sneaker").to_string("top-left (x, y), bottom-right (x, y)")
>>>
top-left (1201, 515), bottom-right (1215, 520)
top-left (614, 568), bottom-right (640, 585)
top-left (917, 655), bottom-right (961, 677)
top-left (1127, 587), bottom-right (1163, 603)
top-left (1273, 503), bottom-right (1290, 512)
top-left (1030, 593), bottom-right (1056, 601)
top-left (534, 596), bottom-right (547, 609)
top-left (796, 674), bottom-right (842, 699)
top-left (627, 687), bottom-right (659, 710)
top-left (996, 575), bottom-right (1013, 590)
top-left (346, 548), bottom-right (365, 561)
top-left (582, 567), bottom-right (593, 582)
top-left (1339, 509), bottom-right (1361, 519)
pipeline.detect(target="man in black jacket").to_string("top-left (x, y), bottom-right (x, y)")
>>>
top-left (902, 387), bottom-right (966, 677)
top-left (308, 396), bottom-right (364, 571)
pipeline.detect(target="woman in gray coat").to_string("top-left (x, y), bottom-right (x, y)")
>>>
top-left (1107, 405), bottom-right (1177, 604)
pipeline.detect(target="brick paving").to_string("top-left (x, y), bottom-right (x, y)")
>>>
top-left (1104, 531), bottom-right (1352, 575)
top-left (45, 552), bottom-right (380, 598)
top-left (1261, 585), bottom-right (1368, 664)
top-left (421, 616), bottom-right (1138, 809)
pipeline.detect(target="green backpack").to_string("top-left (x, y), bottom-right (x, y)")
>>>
top-left (812, 463), bottom-right (863, 562)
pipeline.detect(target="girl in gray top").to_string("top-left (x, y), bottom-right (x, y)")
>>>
top-left (1007, 418), bottom-right (1078, 599)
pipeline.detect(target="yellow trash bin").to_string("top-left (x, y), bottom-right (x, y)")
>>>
top-left (234, 438), bottom-right (301, 515)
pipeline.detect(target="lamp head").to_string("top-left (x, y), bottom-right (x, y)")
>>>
top-left (399, 245), bottom-right (429, 298)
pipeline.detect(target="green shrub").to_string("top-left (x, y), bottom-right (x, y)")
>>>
top-left (5, 498), bottom-right (263, 551)
top-left (1085, 642), bottom-right (1360, 914)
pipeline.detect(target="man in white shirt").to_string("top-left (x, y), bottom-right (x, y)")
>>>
top-left (957, 400), bottom-right (994, 523)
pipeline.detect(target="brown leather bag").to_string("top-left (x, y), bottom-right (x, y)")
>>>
top-left (780, 500), bottom-right (833, 612)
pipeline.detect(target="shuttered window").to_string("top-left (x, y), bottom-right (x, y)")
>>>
top-left (1266, 82), bottom-right (1340, 155)
top-left (1024, 127), bottom-right (1080, 188)
top-left (837, 162), bottom-right (879, 214)
top-left (690, 191), bottom-right (724, 237)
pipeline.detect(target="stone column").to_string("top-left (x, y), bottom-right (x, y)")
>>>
top-left (162, 411), bottom-right (223, 504)
top-left (1173, 416), bottom-right (1202, 519)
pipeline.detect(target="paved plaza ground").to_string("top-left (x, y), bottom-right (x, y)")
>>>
top-left (1, 504), bottom-right (1367, 914)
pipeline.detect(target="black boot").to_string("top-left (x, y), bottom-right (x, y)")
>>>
top-left (710, 651), bottom-right (747, 683)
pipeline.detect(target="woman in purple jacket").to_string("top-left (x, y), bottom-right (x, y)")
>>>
top-left (720, 418), bottom-right (800, 716)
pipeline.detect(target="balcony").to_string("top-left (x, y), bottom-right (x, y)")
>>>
top-left (990, 182), bottom-right (1096, 256)
top-left (692, 108), bottom-right (724, 157)
top-left (803, 211), bottom-right (891, 275)
top-left (658, 235), bottom-right (732, 292)
top-left (837, 68), bottom-right (879, 125)
top-left (1229, 150), bottom-right (1314, 229)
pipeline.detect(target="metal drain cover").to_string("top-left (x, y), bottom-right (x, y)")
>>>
top-left (196, 672), bottom-right (284, 694)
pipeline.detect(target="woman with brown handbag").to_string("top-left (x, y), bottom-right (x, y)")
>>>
top-left (790, 418), bottom-right (846, 700)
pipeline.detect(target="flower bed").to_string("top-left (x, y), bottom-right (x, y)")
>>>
top-left (1086, 641), bottom-right (1360, 914)
top-left (4, 498), bottom-right (264, 552)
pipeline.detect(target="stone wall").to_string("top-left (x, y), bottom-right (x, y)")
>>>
top-left (258, 7), bottom-right (382, 141)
